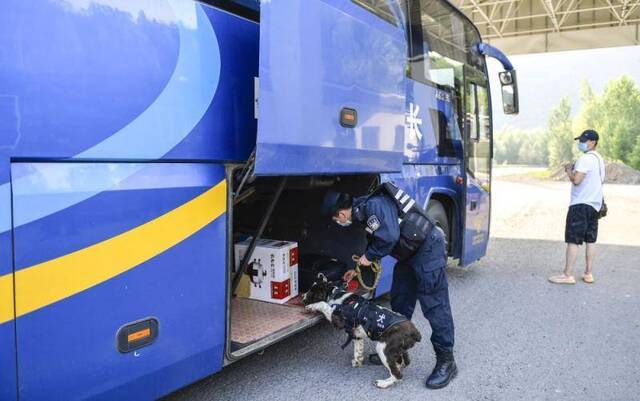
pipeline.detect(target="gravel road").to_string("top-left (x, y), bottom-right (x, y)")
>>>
top-left (167, 173), bottom-right (640, 401)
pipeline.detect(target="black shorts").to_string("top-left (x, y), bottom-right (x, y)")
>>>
top-left (565, 204), bottom-right (599, 245)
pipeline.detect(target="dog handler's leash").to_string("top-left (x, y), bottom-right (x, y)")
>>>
top-left (336, 258), bottom-right (381, 349)
top-left (339, 257), bottom-right (381, 349)
top-left (351, 255), bottom-right (382, 291)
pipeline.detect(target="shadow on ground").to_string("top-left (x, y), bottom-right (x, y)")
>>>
top-left (167, 238), bottom-right (640, 401)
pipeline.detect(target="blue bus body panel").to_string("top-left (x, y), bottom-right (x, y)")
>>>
top-left (255, 0), bottom-right (407, 175)
top-left (165, 6), bottom-right (258, 162)
top-left (0, 0), bottom-right (257, 164)
top-left (462, 172), bottom-right (491, 264)
top-left (404, 81), bottom-right (463, 164)
top-left (11, 163), bottom-right (227, 400)
top-left (0, 0), bottom-right (257, 233)
top-left (0, 0), bottom-right (259, 399)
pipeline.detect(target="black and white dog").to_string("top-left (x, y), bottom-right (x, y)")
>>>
top-left (302, 274), bottom-right (422, 388)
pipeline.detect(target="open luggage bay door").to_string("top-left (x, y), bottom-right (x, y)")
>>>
top-left (255, 0), bottom-right (407, 175)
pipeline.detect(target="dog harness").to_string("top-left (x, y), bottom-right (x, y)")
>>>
top-left (333, 294), bottom-right (407, 347)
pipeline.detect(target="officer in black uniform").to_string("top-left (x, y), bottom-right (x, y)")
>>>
top-left (322, 183), bottom-right (457, 389)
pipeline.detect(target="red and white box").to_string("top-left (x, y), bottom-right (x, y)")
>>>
top-left (234, 238), bottom-right (299, 304)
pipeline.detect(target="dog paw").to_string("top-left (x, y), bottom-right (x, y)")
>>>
top-left (374, 378), bottom-right (401, 389)
top-left (351, 359), bottom-right (363, 368)
top-left (374, 379), bottom-right (392, 389)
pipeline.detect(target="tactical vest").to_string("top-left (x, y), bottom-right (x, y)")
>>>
top-left (333, 296), bottom-right (407, 341)
top-left (378, 182), bottom-right (434, 261)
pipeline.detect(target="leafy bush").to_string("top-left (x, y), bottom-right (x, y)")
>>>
top-left (496, 76), bottom-right (640, 170)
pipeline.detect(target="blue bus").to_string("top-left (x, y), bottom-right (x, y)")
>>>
top-left (0, 0), bottom-right (517, 399)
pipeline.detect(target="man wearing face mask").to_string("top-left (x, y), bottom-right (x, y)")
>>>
top-left (549, 129), bottom-right (605, 285)
top-left (321, 184), bottom-right (457, 389)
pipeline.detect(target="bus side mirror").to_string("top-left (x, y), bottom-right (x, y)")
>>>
top-left (499, 70), bottom-right (519, 115)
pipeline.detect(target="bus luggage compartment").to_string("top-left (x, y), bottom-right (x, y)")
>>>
top-left (227, 171), bottom-right (377, 360)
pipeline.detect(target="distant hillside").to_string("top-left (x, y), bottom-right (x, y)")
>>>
top-left (549, 161), bottom-right (640, 185)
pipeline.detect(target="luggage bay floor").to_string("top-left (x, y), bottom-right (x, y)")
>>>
top-left (230, 296), bottom-right (310, 348)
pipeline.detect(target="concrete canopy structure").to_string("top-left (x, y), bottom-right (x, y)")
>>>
top-left (457, 0), bottom-right (640, 53)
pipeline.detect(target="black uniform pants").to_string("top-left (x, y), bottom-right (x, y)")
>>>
top-left (389, 228), bottom-right (455, 352)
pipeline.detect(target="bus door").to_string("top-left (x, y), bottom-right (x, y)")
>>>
top-left (254, 0), bottom-right (407, 175)
top-left (461, 67), bottom-right (492, 265)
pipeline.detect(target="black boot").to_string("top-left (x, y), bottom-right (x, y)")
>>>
top-left (368, 353), bottom-right (382, 365)
top-left (426, 347), bottom-right (457, 389)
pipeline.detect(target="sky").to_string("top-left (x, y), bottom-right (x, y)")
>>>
top-left (487, 45), bottom-right (640, 133)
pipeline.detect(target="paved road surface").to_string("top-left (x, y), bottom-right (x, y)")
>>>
top-left (167, 175), bottom-right (640, 401)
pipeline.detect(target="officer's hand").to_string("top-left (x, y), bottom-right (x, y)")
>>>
top-left (342, 269), bottom-right (357, 282)
top-left (358, 255), bottom-right (372, 266)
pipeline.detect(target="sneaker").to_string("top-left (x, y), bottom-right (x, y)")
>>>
top-left (548, 275), bottom-right (576, 284)
top-left (582, 273), bottom-right (594, 284)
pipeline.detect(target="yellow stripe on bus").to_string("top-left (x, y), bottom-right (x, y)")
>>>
top-left (0, 276), bottom-right (12, 325)
top-left (0, 180), bottom-right (227, 325)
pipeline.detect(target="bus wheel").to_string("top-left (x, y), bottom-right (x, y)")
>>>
top-left (427, 199), bottom-right (450, 246)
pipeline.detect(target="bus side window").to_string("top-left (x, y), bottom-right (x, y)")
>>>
top-left (466, 83), bottom-right (479, 141)
top-left (430, 107), bottom-right (456, 157)
top-left (230, 0), bottom-right (259, 11)
top-left (476, 85), bottom-right (490, 140)
top-left (202, 0), bottom-right (259, 20)
top-left (352, 0), bottom-right (400, 25)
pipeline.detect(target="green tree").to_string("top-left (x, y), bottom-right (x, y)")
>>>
top-left (546, 97), bottom-right (575, 167)
top-left (503, 130), bottom-right (524, 164)
top-left (575, 80), bottom-right (603, 136)
top-left (518, 129), bottom-right (549, 165)
top-left (575, 76), bottom-right (640, 165)
top-left (594, 76), bottom-right (640, 162)
top-left (494, 128), bottom-right (520, 164)
top-left (629, 137), bottom-right (640, 170)
top-left (494, 128), bottom-right (549, 166)
top-left (494, 128), bottom-right (509, 164)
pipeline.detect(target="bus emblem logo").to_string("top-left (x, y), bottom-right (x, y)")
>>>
top-left (406, 102), bottom-right (423, 141)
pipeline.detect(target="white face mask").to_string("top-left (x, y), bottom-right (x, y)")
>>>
top-left (335, 219), bottom-right (352, 227)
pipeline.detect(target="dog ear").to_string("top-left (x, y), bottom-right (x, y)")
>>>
top-left (317, 273), bottom-right (327, 283)
top-left (331, 313), bottom-right (346, 329)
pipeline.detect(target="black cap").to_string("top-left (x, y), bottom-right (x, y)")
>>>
top-left (574, 129), bottom-right (599, 142)
top-left (321, 190), bottom-right (352, 217)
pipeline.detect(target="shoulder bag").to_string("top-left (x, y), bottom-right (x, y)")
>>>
top-left (588, 152), bottom-right (607, 219)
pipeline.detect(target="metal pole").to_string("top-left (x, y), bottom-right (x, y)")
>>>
top-left (231, 176), bottom-right (287, 294)
top-left (234, 149), bottom-right (256, 199)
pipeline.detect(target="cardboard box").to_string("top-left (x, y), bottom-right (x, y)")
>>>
top-left (234, 238), bottom-right (299, 304)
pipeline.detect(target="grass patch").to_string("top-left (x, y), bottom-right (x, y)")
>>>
top-left (524, 169), bottom-right (552, 179)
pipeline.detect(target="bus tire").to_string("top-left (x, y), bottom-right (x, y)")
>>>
top-left (427, 199), bottom-right (449, 246)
